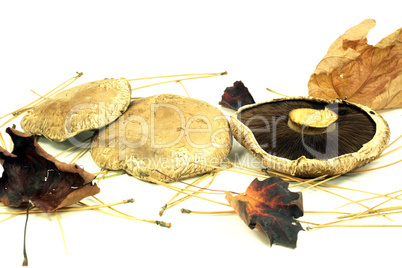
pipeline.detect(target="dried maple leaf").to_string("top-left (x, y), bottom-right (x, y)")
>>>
top-left (225, 176), bottom-right (303, 249)
top-left (308, 19), bottom-right (402, 110)
top-left (219, 81), bottom-right (255, 110)
top-left (0, 127), bottom-right (100, 212)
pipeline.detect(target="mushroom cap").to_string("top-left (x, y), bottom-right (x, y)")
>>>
top-left (20, 78), bottom-right (132, 142)
top-left (230, 96), bottom-right (390, 177)
top-left (90, 94), bottom-right (232, 182)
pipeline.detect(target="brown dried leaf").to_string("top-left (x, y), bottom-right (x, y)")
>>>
top-left (308, 19), bottom-right (402, 110)
top-left (219, 81), bottom-right (255, 110)
top-left (0, 128), bottom-right (100, 212)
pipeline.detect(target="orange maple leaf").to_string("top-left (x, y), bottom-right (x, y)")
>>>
top-left (225, 177), bottom-right (303, 248)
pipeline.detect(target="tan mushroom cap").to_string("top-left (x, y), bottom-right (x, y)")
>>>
top-left (20, 78), bottom-right (132, 142)
top-left (230, 96), bottom-right (391, 177)
top-left (90, 94), bottom-right (232, 182)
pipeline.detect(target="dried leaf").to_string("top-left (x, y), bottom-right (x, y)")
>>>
top-left (225, 177), bottom-right (303, 248)
top-left (0, 127), bottom-right (100, 212)
top-left (219, 81), bottom-right (255, 110)
top-left (308, 19), bottom-right (402, 110)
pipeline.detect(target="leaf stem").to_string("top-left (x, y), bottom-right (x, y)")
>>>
top-left (309, 224), bottom-right (402, 229)
top-left (265, 169), bottom-right (394, 221)
top-left (130, 73), bottom-right (226, 92)
top-left (0, 214), bottom-right (19, 223)
top-left (79, 198), bottom-right (171, 228)
top-left (22, 201), bottom-right (32, 267)
top-left (0, 199), bottom-right (135, 216)
top-left (0, 130), bottom-right (7, 151)
top-left (338, 193), bottom-right (402, 220)
top-left (54, 136), bottom-right (91, 158)
top-left (145, 175), bottom-right (231, 207)
top-left (0, 111), bottom-right (24, 129)
top-left (304, 210), bottom-right (350, 215)
top-left (160, 173), bottom-right (214, 216)
top-left (68, 142), bottom-right (90, 164)
top-left (306, 205), bottom-right (402, 230)
top-left (98, 171), bottom-right (124, 180)
top-left (196, 162), bottom-right (272, 180)
top-left (0, 197), bottom-right (172, 230)
top-left (126, 71), bottom-right (227, 82)
top-left (336, 189), bottom-right (402, 209)
top-left (1, 72), bottom-right (83, 119)
top-left (347, 159), bottom-right (402, 174)
top-left (55, 211), bottom-right (68, 254)
top-left (225, 161), bottom-right (266, 175)
top-left (378, 145), bottom-right (402, 159)
top-left (181, 209), bottom-right (236, 214)
top-left (29, 89), bottom-right (48, 99)
top-left (154, 169), bottom-right (239, 195)
top-left (178, 81), bottom-right (191, 97)
top-left (266, 87), bottom-right (289, 97)
top-left (384, 133), bottom-right (402, 151)
top-left (299, 175), bottom-right (341, 192)
top-left (289, 175), bottom-right (327, 188)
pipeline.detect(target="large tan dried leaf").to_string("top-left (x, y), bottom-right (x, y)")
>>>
top-left (308, 19), bottom-right (402, 110)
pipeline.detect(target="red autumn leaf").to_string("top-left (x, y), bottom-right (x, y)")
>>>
top-left (219, 81), bottom-right (255, 110)
top-left (225, 176), bottom-right (303, 248)
top-left (0, 127), bottom-right (100, 212)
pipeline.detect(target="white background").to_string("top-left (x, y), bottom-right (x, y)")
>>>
top-left (0, 1), bottom-right (401, 267)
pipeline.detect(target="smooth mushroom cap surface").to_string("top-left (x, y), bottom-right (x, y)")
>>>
top-left (91, 94), bottom-right (232, 182)
top-left (20, 78), bottom-right (132, 142)
top-left (230, 96), bottom-right (390, 177)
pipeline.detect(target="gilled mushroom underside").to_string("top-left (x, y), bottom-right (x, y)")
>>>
top-left (237, 99), bottom-right (377, 160)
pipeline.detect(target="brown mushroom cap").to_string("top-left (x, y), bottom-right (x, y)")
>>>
top-left (90, 94), bottom-right (232, 182)
top-left (230, 96), bottom-right (390, 177)
top-left (20, 78), bottom-right (131, 142)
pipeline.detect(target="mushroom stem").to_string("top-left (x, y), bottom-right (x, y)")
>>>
top-left (288, 108), bottom-right (338, 134)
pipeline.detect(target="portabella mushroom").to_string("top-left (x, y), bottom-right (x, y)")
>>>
top-left (90, 94), bottom-right (232, 182)
top-left (20, 78), bottom-right (132, 142)
top-left (230, 96), bottom-right (390, 177)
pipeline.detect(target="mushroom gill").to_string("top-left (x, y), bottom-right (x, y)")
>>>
top-left (230, 96), bottom-right (390, 177)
